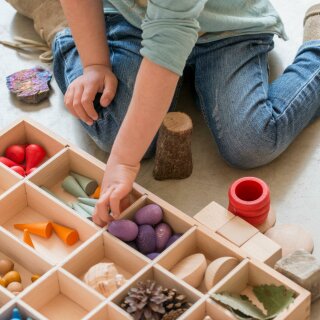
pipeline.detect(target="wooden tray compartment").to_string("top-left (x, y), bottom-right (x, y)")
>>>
top-left (21, 269), bottom-right (104, 320)
top-left (0, 164), bottom-right (21, 196)
top-left (179, 297), bottom-right (247, 320)
top-left (0, 287), bottom-right (12, 309)
top-left (112, 265), bottom-right (203, 319)
top-left (0, 119), bottom-right (66, 175)
top-left (29, 147), bottom-right (142, 214)
top-left (0, 228), bottom-right (52, 296)
top-left (157, 226), bottom-right (245, 293)
top-left (113, 195), bottom-right (195, 260)
top-left (208, 259), bottom-right (311, 320)
top-left (62, 231), bottom-right (149, 299)
top-left (0, 181), bottom-right (97, 264)
top-left (0, 300), bottom-right (47, 320)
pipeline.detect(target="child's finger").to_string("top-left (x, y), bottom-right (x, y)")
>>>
top-left (109, 189), bottom-right (123, 218)
top-left (100, 80), bottom-right (117, 107)
top-left (73, 85), bottom-right (94, 125)
top-left (96, 188), bottom-right (114, 223)
top-left (64, 87), bottom-right (77, 117)
top-left (82, 85), bottom-right (99, 121)
top-left (92, 212), bottom-right (106, 227)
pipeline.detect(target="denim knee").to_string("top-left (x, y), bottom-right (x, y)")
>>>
top-left (217, 130), bottom-right (278, 169)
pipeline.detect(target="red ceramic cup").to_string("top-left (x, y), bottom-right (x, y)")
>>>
top-left (228, 177), bottom-right (270, 225)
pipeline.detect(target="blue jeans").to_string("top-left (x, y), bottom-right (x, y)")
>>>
top-left (53, 14), bottom-right (320, 168)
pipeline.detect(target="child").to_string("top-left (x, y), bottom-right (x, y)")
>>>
top-left (5, 1), bottom-right (320, 226)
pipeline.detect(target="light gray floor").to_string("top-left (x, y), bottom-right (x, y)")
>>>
top-left (1, 1), bottom-right (320, 318)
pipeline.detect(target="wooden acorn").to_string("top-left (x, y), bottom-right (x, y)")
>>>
top-left (72, 203), bottom-right (92, 219)
top-left (52, 222), bottom-right (79, 246)
top-left (14, 222), bottom-right (53, 238)
top-left (23, 229), bottom-right (34, 248)
top-left (153, 112), bottom-right (193, 180)
top-left (25, 144), bottom-right (46, 172)
top-left (62, 176), bottom-right (88, 198)
top-left (70, 172), bottom-right (98, 196)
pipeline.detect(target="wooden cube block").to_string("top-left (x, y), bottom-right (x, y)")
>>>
top-left (217, 216), bottom-right (259, 247)
top-left (194, 201), bottom-right (235, 232)
top-left (241, 232), bottom-right (282, 267)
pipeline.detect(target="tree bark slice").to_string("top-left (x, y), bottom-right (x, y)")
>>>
top-left (153, 112), bottom-right (193, 180)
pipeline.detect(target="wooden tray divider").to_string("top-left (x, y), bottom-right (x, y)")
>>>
top-left (0, 299), bottom-right (48, 320)
top-left (0, 164), bottom-right (22, 196)
top-left (62, 231), bottom-right (149, 299)
top-left (21, 269), bottom-right (103, 320)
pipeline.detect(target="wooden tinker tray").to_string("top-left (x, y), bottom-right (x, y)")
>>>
top-left (0, 119), bottom-right (311, 320)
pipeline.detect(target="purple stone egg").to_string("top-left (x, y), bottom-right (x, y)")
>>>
top-left (165, 234), bottom-right (182, 249)
top-left (155, 223), bottom-right (172, 252)
top-left (134, 204), bottom-right (163, 225)
top-left (136, 225), bottom-right (156, 254)
top-left (147, 252), bottom-right (160, 260)
top-left (108, 220), bottom-right (138, 242)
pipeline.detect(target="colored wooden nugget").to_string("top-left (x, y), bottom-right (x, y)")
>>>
top-left (6, 67), bottom-right (52, 104)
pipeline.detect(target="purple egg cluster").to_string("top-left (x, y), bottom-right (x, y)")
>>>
top-left (108, 204), bottom-right (182, 259)
top-left (6, 67), bottom-right (52, 104)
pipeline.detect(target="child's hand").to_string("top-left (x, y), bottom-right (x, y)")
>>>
top-left (92, 158), bottom-right (140, 227)
top-left (64, 65), bottom-right (118, 125)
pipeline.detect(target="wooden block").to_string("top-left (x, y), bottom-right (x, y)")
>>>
top-left (241, 233), bottom-right (282, 267)
top-left (217, 216), bottom-right (259, 247)
top-left (194, 201), bottom-right (235, 232)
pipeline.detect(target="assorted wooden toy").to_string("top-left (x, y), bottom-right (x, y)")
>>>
top-left (204, 257), bottom-right (239, 291)
top-left (265, 224), bottom-right (314, 257)
top-left (83, 262), bottom-right (126, 298)
top-left (14, 221), bottom-right (79, 247)
top-left (6, 67), bottom-right (52, 104)
top-left (108, 204), bottom-right (182, 259)
top-left (0, 143), bottom-right (46, 176)
top-left (153, 112), bottom-right (193, 180)
top-left (0, 258), bottom-right (39, 296)
top-left (170, 253), bottom-right (207, 288)
top-left (228, 177), bottom-right (271, 226)
top-left (0, 120), bottom-right (312, 319)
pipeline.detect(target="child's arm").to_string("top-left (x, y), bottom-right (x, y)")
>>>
top-left (93, 0), bottom-right (208, 225)
top-left (60, 0), bottom-right (117, 125)
top-left (93, 58), bottom-right (179, 226)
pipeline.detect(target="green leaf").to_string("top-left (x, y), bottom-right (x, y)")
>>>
top-left (253, 285), bottom-right (295, 318)
top-left (211, 293), bottom-right (267, 320)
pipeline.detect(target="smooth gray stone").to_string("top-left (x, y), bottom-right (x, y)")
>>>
top-left (275, 249), bottom-right (320, 302)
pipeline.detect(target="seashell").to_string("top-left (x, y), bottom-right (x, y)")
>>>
top-left (84, 263), bottom-right (126, 297)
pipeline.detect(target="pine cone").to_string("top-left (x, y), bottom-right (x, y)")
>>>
top-left (162, 288), bottom-right (192, 312)
top-left (120, 280), bottom-right (168, 320)
top-left (162, 308), bottom-right (188, 320)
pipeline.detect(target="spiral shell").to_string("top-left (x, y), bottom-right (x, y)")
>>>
top-left (84, 263), bottom-right (125, 297)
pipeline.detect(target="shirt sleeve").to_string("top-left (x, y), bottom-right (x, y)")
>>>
top-left (140, 0), bottom-right (208, 76)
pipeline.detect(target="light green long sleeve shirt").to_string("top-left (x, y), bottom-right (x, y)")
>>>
top-left (103, 0), bottom-right (287, 75)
